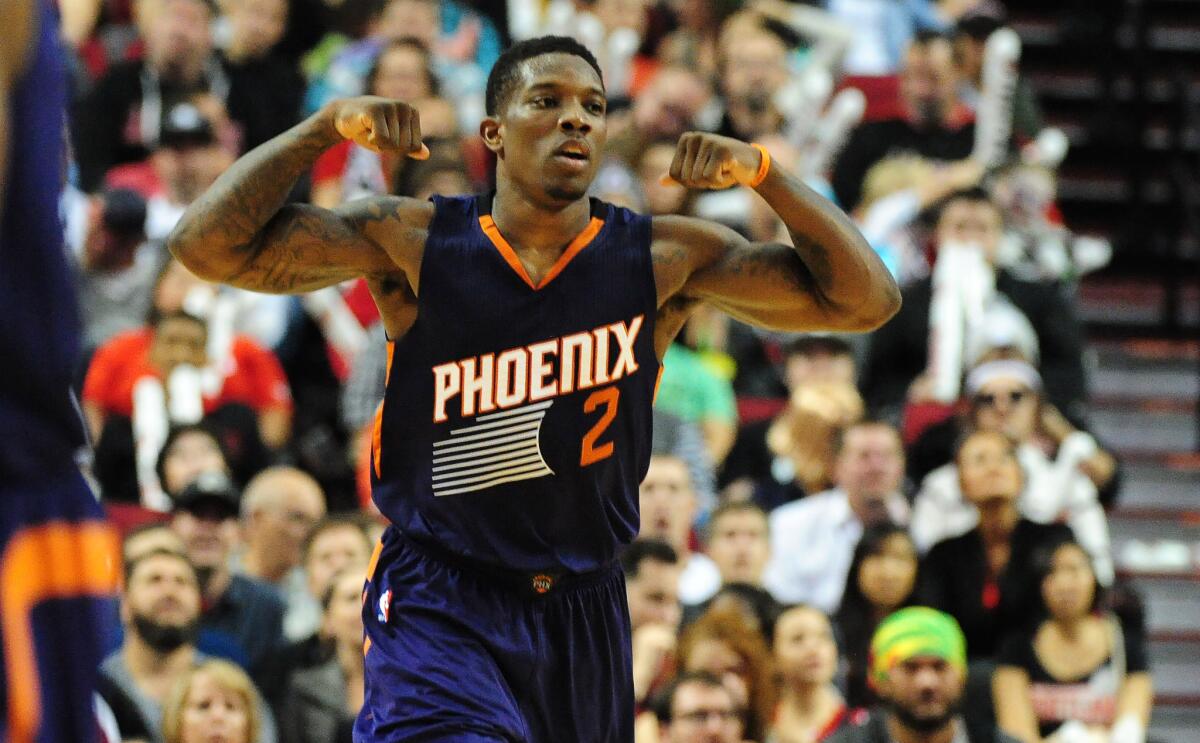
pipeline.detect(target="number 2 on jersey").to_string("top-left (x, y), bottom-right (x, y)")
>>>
top-left (580, 387), bottom-right (620, 466)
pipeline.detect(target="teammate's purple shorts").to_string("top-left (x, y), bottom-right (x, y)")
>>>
top-left (0, 469), bottom-right (119, 743)
top-left (355, 526), bottom-right (634, 742)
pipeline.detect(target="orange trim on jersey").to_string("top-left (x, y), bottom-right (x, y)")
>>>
top-left (372, 400), bottom-right (385, 479)
top-left (363, 636), bottom-right (373, 657)
top-left (653, 364), bottom-right (664, 404)
top-left (383, 340), bottom-right (395, 386)
top-left (1, 521), bottom-right (120, 743)
top-left (478, 215), bottom-right (605, 291)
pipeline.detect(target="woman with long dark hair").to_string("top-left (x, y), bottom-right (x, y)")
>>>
top-left (833, 523), bottom-right (920, 708)
top-left (993, 538), bottom-right (1153, 743)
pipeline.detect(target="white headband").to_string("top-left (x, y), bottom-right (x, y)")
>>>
top-left (965, 360), bottom-right (1043, 397)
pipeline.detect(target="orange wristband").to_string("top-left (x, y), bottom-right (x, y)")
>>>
top-left (747, 143), bottom-right (771, 187)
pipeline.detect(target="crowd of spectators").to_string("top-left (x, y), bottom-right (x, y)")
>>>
top-left (61, 0), bottom-right (1151, 741)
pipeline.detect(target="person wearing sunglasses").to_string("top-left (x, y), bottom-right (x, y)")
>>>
top-left (909, 359), bottom-right (1114, 590)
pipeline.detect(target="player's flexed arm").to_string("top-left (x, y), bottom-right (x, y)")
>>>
top-left (167, 96), bottom-right (430, 294)
top-left (651, 133), bottom-right (901, 353)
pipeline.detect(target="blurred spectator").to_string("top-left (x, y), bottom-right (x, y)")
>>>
top-left (606, 66), bottom-right (714, 167)
top-left (952, 2), bottom-right (1042, 143)
top-left (281, 569), bottom-right (366, 743)
top-left (73, 187), bottom-right (167, 349)
top-left (639, 454), bottom-right (721, 606)
top-left (911, 360), bottom-right (1115, 585)
top-left (294, 515), bottom-right (375, 644)
top-left (652, 407), bottom-right (719, 519)
top-left (832, 32), bottom-right (974, 211)
top-left (834, 525), bottom-right (921, 708)
top-left (919, 431), bottom-right (1073, 659)
top-left (825, 0), bottom-right (949, 77)
top-left (728, 380), bottom-right (865, 511)
top-left (170, 472), bottom-right (286, 685)
top-left (82, 305), bottom-right (294, 455)
top-left (716, 16), bottom-right (793, 141)
top-left (993, 539), bottom-right (1153, 743)
top-left (98, 548), bottom-right (204, 743)
top-left (255, 514), bottom-right (375, 714)
top-left (305, 0), bottom-right (500, 132)
top-left (771, 605), bottom-right (860, 742)
top-left (311, 39), bottom-right (441, 207)
top-left (162, 659), bottom-right (262, 743)
top-left (685, 582), bottom-right (785, 648)
top-left (705, 502), bottom-right (771, 598)
top-left (623, 539), bottom-right (683, 711)
top-left (145, 102), bottom-right (237, 240)
top-left (72, 0), bottom-right (262, 189)
top-left (722, 334), bottom-right (858, 488)
top-left (218, 0), bottom-right (304, 151)
top-left (829, 607), bottom-right (1018, 743)
top-left (637, 138), bottom-right (699, 217)
top-left (852, 155), bottom-right (984, 285)
top-left (861, 188), bottom-right (1088, 421)
top-left (237, 467), bottom-right (328, 639)
top-left (653, 671), bottom-right (744, 743)
top-left (676, 607), bottom-right (777, 742)
top-left (156, 423), bottom-right (231, 495)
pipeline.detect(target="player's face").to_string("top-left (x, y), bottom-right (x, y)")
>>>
top-left (706, 511), bottom-right (769, 585)
top-left (178, 672), bottom-right (252, 743)
top-left (626, 559), bottom-right (682, 631)
top-left (487, 54), bottom-right (607, 205)
top-left (774, 607), bottom-right (838, 686)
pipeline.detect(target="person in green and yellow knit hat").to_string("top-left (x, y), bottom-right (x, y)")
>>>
top-left (827, 607), bottom-right (1020, 743)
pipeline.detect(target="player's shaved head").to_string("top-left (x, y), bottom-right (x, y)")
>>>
top-left (485, 35), bottom-right (603, 116)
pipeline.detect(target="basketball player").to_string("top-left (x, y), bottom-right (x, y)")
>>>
top-left (1, 1), bottom-right (121, 741)
top-left (169, 36), bottom-right (900, 743)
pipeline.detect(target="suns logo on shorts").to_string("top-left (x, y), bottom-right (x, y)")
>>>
top-left (531, 574), bottom-right (555, 594)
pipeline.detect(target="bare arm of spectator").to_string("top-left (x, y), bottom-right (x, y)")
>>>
top-left (992, 665), bottom-right (1041, 743)
top-left (0, 0), bottom-right (34, 205)
top-left (1039, 404), bottom-right (1118, 492)
top-left (258, 406), bottom-right (291, 451)
top-left (1114, 672), bottom-right (1153, 737)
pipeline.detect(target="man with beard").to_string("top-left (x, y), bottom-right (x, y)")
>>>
top-left (829, 608), bottom-right (1019, 743)
top-left (97, 548), bottom-right (205, 742)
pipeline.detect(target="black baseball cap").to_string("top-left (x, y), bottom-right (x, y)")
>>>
top-left (173, 471), bottom-right (240, 519)
top-left (159, 102), bottom-right (216, 149)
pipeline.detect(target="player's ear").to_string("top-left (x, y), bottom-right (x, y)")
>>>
top-left (480, 116), bottom-right (503, 155)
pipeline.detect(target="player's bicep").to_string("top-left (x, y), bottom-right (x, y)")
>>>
top-left (682, 233), bottom-right (831, 331)
top-left (223, 198), bottom-right (404, 294)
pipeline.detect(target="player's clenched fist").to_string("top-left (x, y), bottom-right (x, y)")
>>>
top-left (664, 132), bottom-right (765, 190)
top-left (333, 96), bottom-right (429, 158)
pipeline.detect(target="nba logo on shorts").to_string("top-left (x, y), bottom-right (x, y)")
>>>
top-left (377, 589), bottom-right (392, 623)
